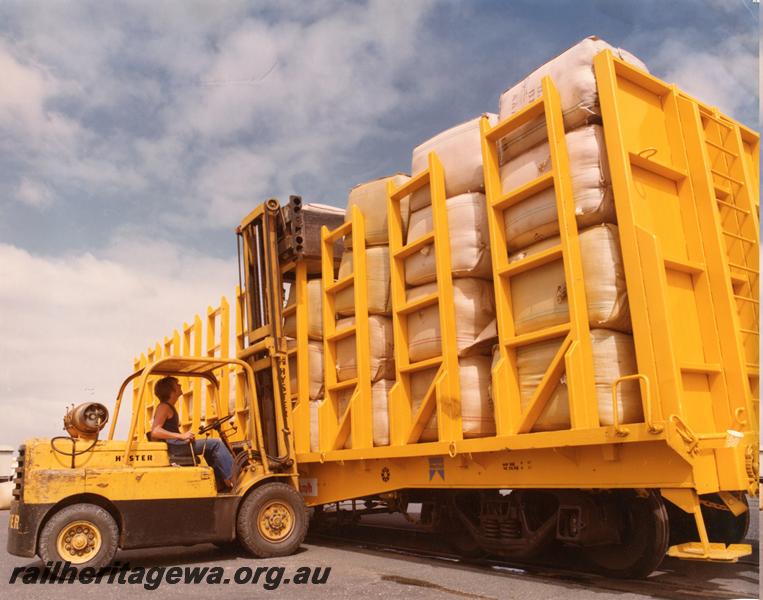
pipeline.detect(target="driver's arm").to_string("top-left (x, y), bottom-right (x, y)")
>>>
top-left (151, 404), bottom-right (193, 441)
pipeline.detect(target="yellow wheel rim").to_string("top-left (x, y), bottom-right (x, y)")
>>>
top-left (257, 500), bottom-right (295, 542)
top-left (56, 520), bottom-right (102, 564)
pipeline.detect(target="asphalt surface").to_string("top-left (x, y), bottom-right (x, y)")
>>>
top-left (0, 503), bottom-right (758, 600)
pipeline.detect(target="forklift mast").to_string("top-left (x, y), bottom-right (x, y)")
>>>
top-left (236, 196), bottom-right (343, 462)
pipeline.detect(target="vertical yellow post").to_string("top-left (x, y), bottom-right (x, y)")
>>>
top-left (543, 78), bottom-right (598, 429)
top-left (427, 153), bottom-right (463, 443)
top-left (233, 285), bottom-right (250, 441)
top-left (132, 353), bottom-right (147, 441)
top-left (480, 76), bottom-right (597, 435)
top-left (291, 261), bottom-right (311, 453)
top-left (320, 206), bottom-right (373, 451)
top-left (319, 225), bottom-right (340, 451)
top-left (387, 152), bottom-right (462, 446)
top-left (191, 315), bottom-right (202, 431)
top-left (163, 330), bottom-right (182, 426)
top-left (386, 177), bottom-right (412, 445)
top-left (593, 51), bottom-right (678, 424)
top-left (480, 116), bottom-right (520, 436)
top-left (219, 296), bottom-right (231, 419)
top-left (738, 125), bottom-right (759, 218)
top-left (722, 116), bottom-right (759, 418)
top-left (143, 345), bottom-right (156, 439)
top-left (205, 303), bottom-right (219, 425)
top-left (181, 320), bottom-right (196, 431)
top-left (143, 342), bottom-right (162, 436)
top-left (676, 95), bottom-right (756, 434)
top-left (204, 297), bottom-right (231, 427)
top-left (349, 206), bottom-right (373, 448)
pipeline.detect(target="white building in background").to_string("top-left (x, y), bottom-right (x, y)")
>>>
top-left (0, 445), bottom-right (14, 510)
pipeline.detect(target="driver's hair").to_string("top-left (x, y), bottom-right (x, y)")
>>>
top-left (155, 376), bottom-right (179, 402)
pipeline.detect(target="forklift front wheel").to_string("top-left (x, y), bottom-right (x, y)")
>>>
top-left (236, 482), bottom-right (308, 557)
top-left (39, 503), bottom-right (119, 570)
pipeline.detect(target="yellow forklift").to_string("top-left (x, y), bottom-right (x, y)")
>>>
top-left (7, 198), bottom-right (341, 569)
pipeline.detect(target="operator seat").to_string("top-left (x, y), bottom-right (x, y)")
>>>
top-left (146, 432), bottom-right (197, 467)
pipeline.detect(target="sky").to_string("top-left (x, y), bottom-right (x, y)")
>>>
top-left (0, 0), bottom-right (759, 448)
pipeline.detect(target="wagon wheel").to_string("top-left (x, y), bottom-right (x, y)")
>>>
top-left (441, 493), bottom-right (486, 559)
top-left (582, 490), bottom-right (669, 579)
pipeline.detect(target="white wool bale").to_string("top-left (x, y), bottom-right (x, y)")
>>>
top-left (513, 338), bottom-right (571, 431)
top-left (309, 399), bottom-right (322, 452)
top-left (405, 193), bottom-right (493, 285)
top-left (283, 279), bottom-right (323, 340)
top-left (410, 356), bottom-right (495, 442)
top-left (335, 245), bottom-right (392, 316)
top-left (498, 36), bottom-right (647, 158)
top-left (335, 315), bottom-right (395, 383)
top-left (461, 318), bottom-right (498, 357)
top-left (509, 224), bottom-right (630, 335)
top-left (512, 329), bottom-right (643, 431)
top-left (501, 125), bottom-right (614, 251)
top-left (345, 174), bottom-right (411, 247)
top-left (593, 332), bottom-right (643, 426)
top-left (411, 114), bottom-right (498, 211)
top-left (337, 379), bottom-right (394, 447)
top-left (407, 278), bottom-right (496, 363)
top-left (287, 338), bottom-right (324, 401)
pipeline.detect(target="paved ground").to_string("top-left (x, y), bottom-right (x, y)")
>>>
top-left (0, 504), bottom-right (758, 600)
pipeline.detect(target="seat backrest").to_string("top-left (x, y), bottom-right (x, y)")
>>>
top-left (145, 432), bottom-right (196, 467)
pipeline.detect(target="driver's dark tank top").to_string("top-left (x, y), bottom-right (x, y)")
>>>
top-left (159, 401), bottom-right (180, 434)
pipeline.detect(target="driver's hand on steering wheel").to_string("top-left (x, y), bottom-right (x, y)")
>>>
top-left (178, 430), bottom-right (195, 442)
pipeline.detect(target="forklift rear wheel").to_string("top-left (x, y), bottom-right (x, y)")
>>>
top-left (39, 503), bottom-right (119, 570)
top-left (237, 482), bottom-right (308, 557)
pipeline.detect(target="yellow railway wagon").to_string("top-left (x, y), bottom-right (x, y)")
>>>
top-left (7, 50), bottom-right (758, 579)
top-left (274, 51), bottom-right (759, 577)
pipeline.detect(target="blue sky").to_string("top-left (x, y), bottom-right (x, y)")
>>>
top-left (0, 0), bottom-right (758, 446)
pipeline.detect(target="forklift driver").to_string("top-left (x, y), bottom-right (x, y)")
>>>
top-left (151, 376), bottom-right (234, 492)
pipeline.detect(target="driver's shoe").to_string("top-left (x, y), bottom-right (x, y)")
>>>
top-left (216, 479), bottom-right (234, 493)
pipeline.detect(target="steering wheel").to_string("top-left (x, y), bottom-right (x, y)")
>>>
top-left (197, 413), bottom-right (235, 436)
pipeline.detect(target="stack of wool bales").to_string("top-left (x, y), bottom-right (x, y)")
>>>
top-left (331, 174), bottom-right (409, 448)
top-left (494, 37), bottom-right (647, 431)
top-left (284, 278), bottom-right (326, 452)
top-left (406, 115), bottom-right (499, 441)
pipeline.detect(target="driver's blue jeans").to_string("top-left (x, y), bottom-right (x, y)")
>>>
top-left (168, 438), bottom-right (233, 482)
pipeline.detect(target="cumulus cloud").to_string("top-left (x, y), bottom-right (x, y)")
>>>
top-left (0, 239), bottom-right (237, 446)
top-left (623, 18), bottom-right (757, 127)
top-left (0, 0), bottom-right (442, 244)
top-left (15, 178), bottom-right (53, 209)
top-left (155, 0), bottom-right (440, 226)
top-left (0, 0), bottom-right (444, 448)
top-left (0, 41), bottom-right (79, 145)
top-left (194, 148), bottom-right (277, 227)
top-left (652, 33), bottom-right (758, 124)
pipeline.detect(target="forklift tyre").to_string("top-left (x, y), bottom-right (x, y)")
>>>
top-left (236, 482), bottom-right (308, 558)
top-left (39, 503), bottom-right (119, 570)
